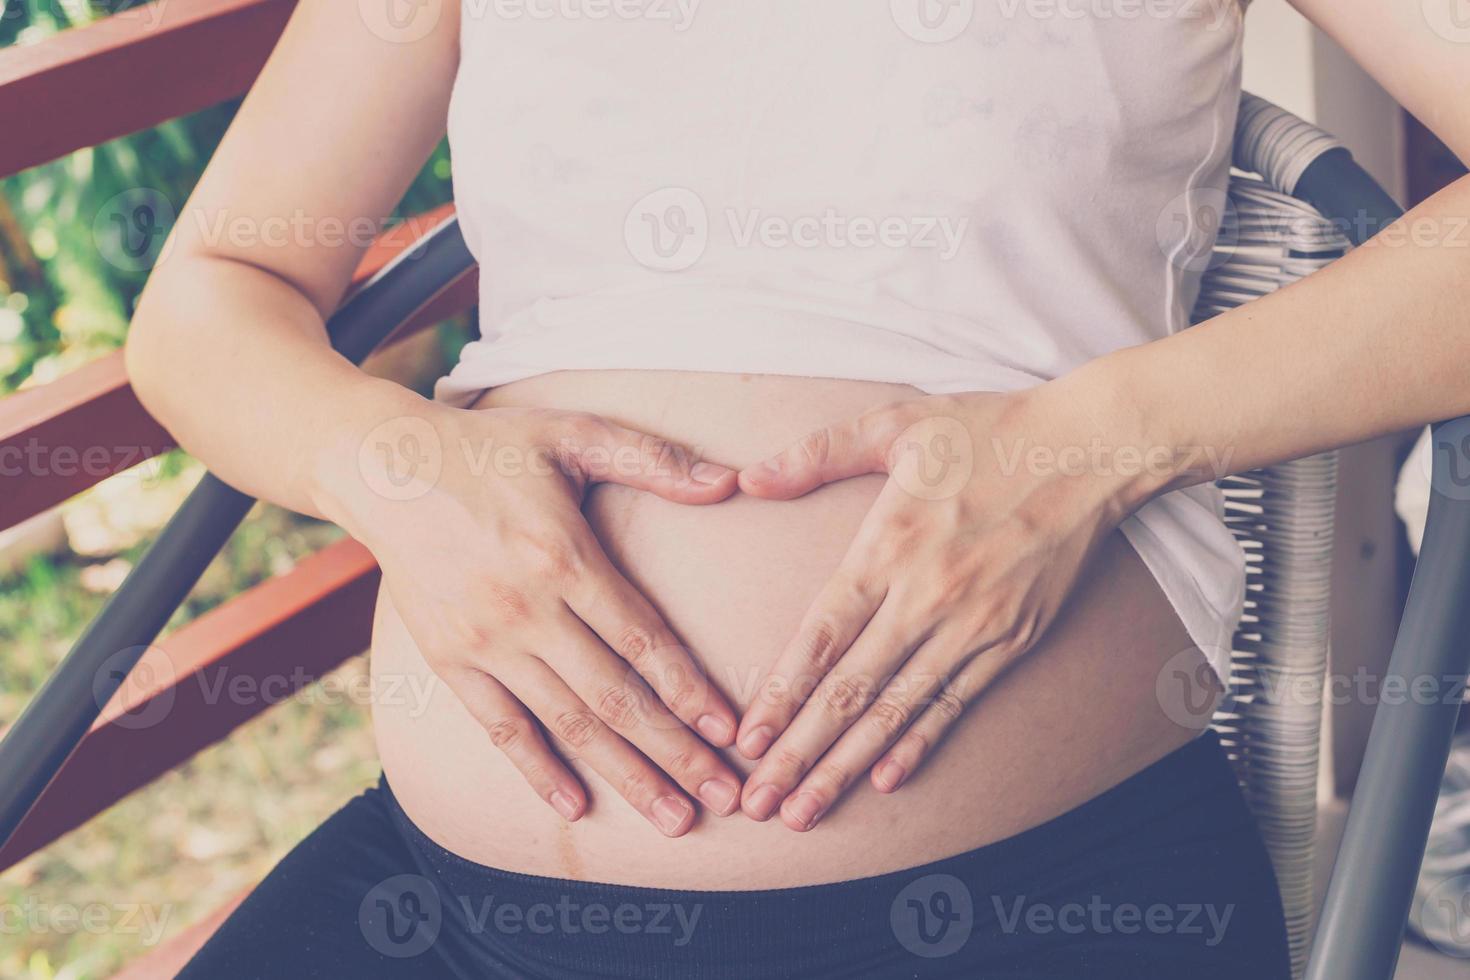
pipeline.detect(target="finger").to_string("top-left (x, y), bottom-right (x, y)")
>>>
top-left (777, 648), bottom-right (950, 831)
top-left (504, 662), bottom-right (702, 837)
top-left (870, 639), bottom-right (1023, 793)
top-left (735, 561), bottom-right (886, 761)
top-left (565, 533), bottom-right (739, 747)
top-left (738, 401), bottom-right (917, 499)
top-left (741, 603), bottom-right (918, 823)
top-left (545, 616), bottom-right (745, 818)
top-left (450, 666), bottom-right (586, 821)
top-left (560, 415), bottom-right (737, 503)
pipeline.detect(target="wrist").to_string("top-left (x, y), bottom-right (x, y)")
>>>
top-left (304, 377), bottom-right (449, 539)
top-left (1032, 351), bottom-right (1181, 518)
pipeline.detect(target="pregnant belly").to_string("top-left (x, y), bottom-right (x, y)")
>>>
top-left (371, 371), bottom-right (1208, 889)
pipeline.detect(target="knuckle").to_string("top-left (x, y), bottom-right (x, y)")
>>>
top-left (931, 689), bottom-right (966, 724)
top-left (663, 679), bottom-right (698, 716)
top-left (614, 624), bottom-right (659, 669)
top-left (553, 709), bottom-right (601, 748)
top-left (883, 507), bottom-right (920, 537)
top-left (913, 571), bottom-right (968, 620)
top-left (660, 748), bottom-right (699, 780)
top-left (809, 761), bottom-right (851, 793)
top-left (801, 621), bottom-right (844, 672)
top-left (537, 547), bottom-right (581, 582)
top-left (515, 530), bottom-right (582, 582)
top-left (594, 685), bottom-right (643, 729)
top-left (619, 767), bottom-right (660, 804)
top-left (798, 427), bottom-right (833, 468)
top-left (755, 674), bottom-right (792, 711)
top-left (485, 717), bottom-right (526, 750)
top-left (447, 614), bottom-right (499, 653)
top-left (818, 676), bottom-right (868, 719)
top-left (638, 434), bottom-right (678, 475)
top-left (866, 696), bottom-right (912, 738)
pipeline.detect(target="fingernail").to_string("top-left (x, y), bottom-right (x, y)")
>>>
top-left (698, 779), bottom-right (739, 816)
top-left (745, 783), bottom-right (781, 821)
top-left (652, 796), bottom-right (693, 836)
top-left (690, 462), bottom-right (730, 486)
top-left (757, 458), bottom-right (782, 477)
top-left (875, 759), bottom-right (908, 792)
top-left (784, 792), bottom-right (826, 831)
top-left (738, 725), bottom-right (774, 759)
top-left (696, 713), bottom-right (734, 745)
top-left (550, 791), bottom-right (581, 820)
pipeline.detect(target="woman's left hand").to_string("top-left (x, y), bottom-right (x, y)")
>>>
top-left (733, 385), bottom-right (1166, 831)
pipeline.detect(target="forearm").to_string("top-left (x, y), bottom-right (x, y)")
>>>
top-left (1066, 174), bottom-right (1470, 506)
top-left (125, 252), bottom-right (431, 523)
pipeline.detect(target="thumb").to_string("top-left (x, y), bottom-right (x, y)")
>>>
top-left (740, 404), bottom-right (913, 499)
top-left (569, 420), bottom-right (737, 504)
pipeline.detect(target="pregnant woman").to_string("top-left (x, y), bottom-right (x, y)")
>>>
top-left (124, 1), bottom-right (1470, 977)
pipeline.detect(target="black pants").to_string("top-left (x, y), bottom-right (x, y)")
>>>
top-left (180, 730), bottom-right (1290, 979)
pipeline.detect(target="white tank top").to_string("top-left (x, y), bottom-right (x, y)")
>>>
top-left (437, 0), bottom-right (1249, 681)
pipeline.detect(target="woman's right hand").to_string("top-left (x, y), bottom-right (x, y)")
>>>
top-left (320, 401), bottom-right (745, 837)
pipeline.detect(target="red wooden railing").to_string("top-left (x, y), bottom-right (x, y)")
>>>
top-left (0, 4), bottom-right (474, 972)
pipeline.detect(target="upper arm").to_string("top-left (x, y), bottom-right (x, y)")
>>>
top-left (168, 0), bottom-right (461, 317)
top-left (1286, 0), bottom-right (1470, 163)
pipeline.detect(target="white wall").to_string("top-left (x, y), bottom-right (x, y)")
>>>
top-left (1241, 1), bottom-right (1405, 199)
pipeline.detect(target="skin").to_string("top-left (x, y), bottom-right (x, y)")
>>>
top-left (370, 371), bottom-right (1207, 887)
top-left (126, 0), bottom-right (1470, 841)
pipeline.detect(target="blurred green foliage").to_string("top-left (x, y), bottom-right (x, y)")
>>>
top-left (0, 0), bottom-right (455, 395)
